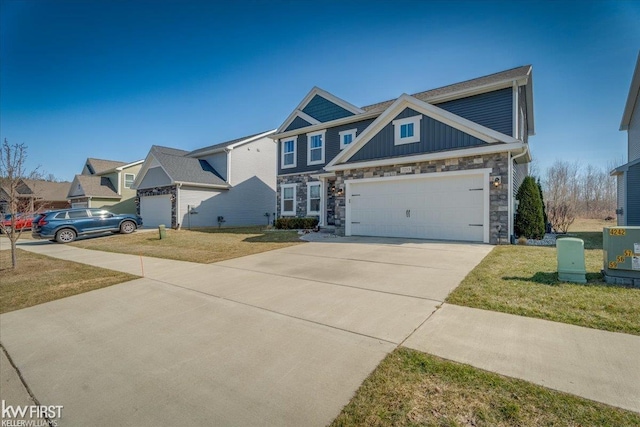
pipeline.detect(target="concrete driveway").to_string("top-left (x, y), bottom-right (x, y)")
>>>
top-left (0, 237), bottom-right (491, 426)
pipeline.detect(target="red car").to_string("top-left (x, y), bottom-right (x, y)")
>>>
top-left (1, 213), bottom-right (39, 233)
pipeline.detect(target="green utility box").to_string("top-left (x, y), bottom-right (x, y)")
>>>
top-left (556, 237), bottom-right (586, 283)
top-left (158, 224), bottom-right (166, 239)
top-left (603, 226), bottom-right (640, 287)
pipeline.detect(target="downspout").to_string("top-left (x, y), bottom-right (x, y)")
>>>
top-left (509, 145), bottom-right (529, 242)
top-left (225, 148), bottom-right (232, 185)
top-left (176, 183), bottom-right (182, 230)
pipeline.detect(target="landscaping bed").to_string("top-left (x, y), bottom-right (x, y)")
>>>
top-left (70, 226), bottom-right (304, 263)
top-left (332, 348), bottom-right (640, 427)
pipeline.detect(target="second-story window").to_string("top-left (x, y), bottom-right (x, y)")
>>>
top-left (307, 130), bottom-right (326, 165)
top-left (125, 173), bottom-right (135, 188)
top-left (282, 137), bottom-right (297, 169)
top-left (339, 129), bottom-right (357, 150)
top-left (393, 115), bottom-right (422, 145)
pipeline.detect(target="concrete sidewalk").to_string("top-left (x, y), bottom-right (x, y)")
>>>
top-left (404, 303), bottom-right (640, 414)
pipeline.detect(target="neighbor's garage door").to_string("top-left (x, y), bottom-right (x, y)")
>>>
top-left (140, 195), bottom-right (172, 228)
top-left (347, 173), bottom-right (486, 242)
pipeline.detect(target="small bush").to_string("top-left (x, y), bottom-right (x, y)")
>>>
top-left (275, 217), bottom-right (319, 230)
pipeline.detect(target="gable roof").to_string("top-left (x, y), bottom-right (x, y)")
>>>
top-left (68, 175), bottom-right (120, 199)
top-left (274, 65), bottom-right (534, 139)
top-left (187, 129), bottom-right (275, 157)
top-left (621, 51), bottom-right (640, 131)
top-left (276, 87), bottom-right (365, 133)
top-left (18, 179), bottom-right (71, 201)
top-left (85, 158), bottom-right (128, 175)
top-left (143, 145), bottom-right (228, 188)
top-left (325, 93), bottom-right (524, 171)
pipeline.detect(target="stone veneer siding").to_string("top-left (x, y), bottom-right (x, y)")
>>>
top-left (335, 153), bottom-right (510, 244)
top-left (276, 173), bottom-right (320, 220)
top-left (136, 185), bottom-right (178, 229)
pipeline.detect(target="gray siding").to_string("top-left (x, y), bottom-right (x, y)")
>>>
top-left (200, 152), bottom-right (228, 182)
top-left (435, 87), bottom-right (513, 136)
top-left (348, 108), bottom-right (486, 163)
top-left (285, 116), bottom-right (312, 132)
top-left (138, 167), bottom-right (171, 189)
top-left (513, 161), bottom-right (528, 198)
top-left (278, 118), bottom-right (375, 175)
top-left (617, 173), bottom-right (626, 226)
top-left (629, 95), bottom-right (640, 162)
top-left (302, 95), bottom-right (354, 122)
top-left (627, 162), bottom-right (640, 225)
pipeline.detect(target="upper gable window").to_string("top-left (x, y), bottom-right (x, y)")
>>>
top-left (393, 115), bottom-right (422, 145)
top-left (339, 129), bottom-right (357, 150)
top-left (281, 137), bottom-right (297, 169)
top-left (124, 173), bottom-right (135, 188)
top-left (307, 130), bottom-right (326, 166)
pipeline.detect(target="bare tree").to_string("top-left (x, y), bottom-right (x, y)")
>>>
top-left (0, 139), bottom-right (40, 269)
top-left (543, 160), bottom-right (579, 233)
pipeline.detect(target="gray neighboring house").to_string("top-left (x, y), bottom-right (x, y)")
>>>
top-left (613, 52), bottom-right (640, 226)
top-left (272, 65), bottom-right (535, 244)
top-left (133, 130), bottom-right (276, 228)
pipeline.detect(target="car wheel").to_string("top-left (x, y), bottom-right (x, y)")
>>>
top-left (119, 221), bottom-right (136, 234)
top-left (55, 229), bottom-right (76, 244)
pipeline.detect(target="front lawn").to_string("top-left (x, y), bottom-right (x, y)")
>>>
top-left (0, 249), bottom-right (137, 314)
top-left (447, 221), bottom-right (640, 335)
top-left (70, 226), bottom-right (304, 263)
top-left (332, 348), bottom-right (640, 427)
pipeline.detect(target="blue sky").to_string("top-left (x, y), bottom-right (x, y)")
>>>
top-left (1, 0), bottom-right (639, 181)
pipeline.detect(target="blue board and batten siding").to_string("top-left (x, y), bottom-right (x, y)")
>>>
top-left (278, 119), bottom-right (375, 175)
top-left (348, 108), bottom-right (487, 163)
top-left (285, 116), bottom-right (313, 132)
top-left (302, 95), bottom-right (355, 123)
top-left (435, 87), bottom-right (513, 137)
top-left (627, 162), bottom-right (640, 225)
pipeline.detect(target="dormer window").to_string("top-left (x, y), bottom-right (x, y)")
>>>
top-left (307, 130), bottom-right (326, 165)
top-left (339, 129), bottom-right (357, 150)
top-left (393, 115), bottom-right (422, 145)
top-left (281, 137), bottom-right (297, 169)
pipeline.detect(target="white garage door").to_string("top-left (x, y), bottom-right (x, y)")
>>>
top-left (347, 173), bottom-right (487, 242)
top-left (140, 195), bottom-right (172, 228)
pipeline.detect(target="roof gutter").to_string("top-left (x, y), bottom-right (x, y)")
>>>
top-left (173, 181), bottom-right (230, 190)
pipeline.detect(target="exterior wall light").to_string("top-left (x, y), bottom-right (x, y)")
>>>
top-left (492, 176), bottom-right (502, 187)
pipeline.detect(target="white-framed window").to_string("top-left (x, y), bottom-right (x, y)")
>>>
top-left (339, 129), bottom-right (357, 150)
top-left (307, 130), bottom-right (326, 165)
top-left (281, 184), bottom-right (297, 216)
top-left (307, 182), bottom-right (321, 215)
top-left (393, 115), bottom-right (422, 145)
top-left (124, 173), bottom-right (135, 188)
top-left (281, 137), bottom-right (297, 169)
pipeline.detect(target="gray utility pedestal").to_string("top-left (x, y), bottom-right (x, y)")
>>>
top-left (557, 237), bottom-right (586, 284)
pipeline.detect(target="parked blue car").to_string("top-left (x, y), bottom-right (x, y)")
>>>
top-left (32, 208), bottom-right (143, 243)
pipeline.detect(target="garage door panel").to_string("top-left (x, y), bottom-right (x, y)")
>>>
top-left (140, 195), bottom-right (172, 228)
top-left (348, 174), bottom-right (486, 242)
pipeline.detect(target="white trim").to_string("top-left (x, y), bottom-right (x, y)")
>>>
top-left (281, 136), bottom-right (298, 169)
top-left (344, 169), bottom-right (491, 243)
top-left (512, 81), bottom-right (518, 139)
top-left (114, 159), bottom-right (144, 171)
top-left (326, 141), bottom-right (527, 172)
top-left (273, 111), bottom-right (379, 140)
top-left (187, 129), bottom-right (276, 157)
top-left (307, 130), bottom-right (326, 166)
top-left (339, 129), bottom-right (357, 150)
top-left (326, 94), bottom-right (519, 169)
top-left (393, 115), bottom-right (422, 145)
top-left (306, 181), bottom-right (321, 216)
top-left (280, 183), bottom-right (297, 216)
top-left (173, 181), bottom-right (230, 189)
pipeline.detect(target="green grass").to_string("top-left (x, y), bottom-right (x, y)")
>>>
top-left (446, 227), bottom-right (640, 335)
top-left (0, 249), bottom-right (137, 314)
top-left (70, 226), bottom-right (304, 263)
top-left (332, 348), bottom-right (640, 427)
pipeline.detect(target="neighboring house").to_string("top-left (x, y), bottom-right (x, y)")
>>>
top-left (272, 66), bottom-right (535, 244)
top-left (67, 158), bottom-right (143, 213)
top-left (133, 130), bottom-right (276, 228)
top-left (0, 179), bottom-right (71, 214)
top-left (612, 52), bottom-right (640, 226)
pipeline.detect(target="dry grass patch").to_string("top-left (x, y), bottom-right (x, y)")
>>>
top-left (0, 249), bottom-right (137, 314)
top-left (447, 219), bottom-right (640, 335)
top-left (332, 348), bottom-right (640, 427)
top-left (70, 227), bottom-right (304, 263)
